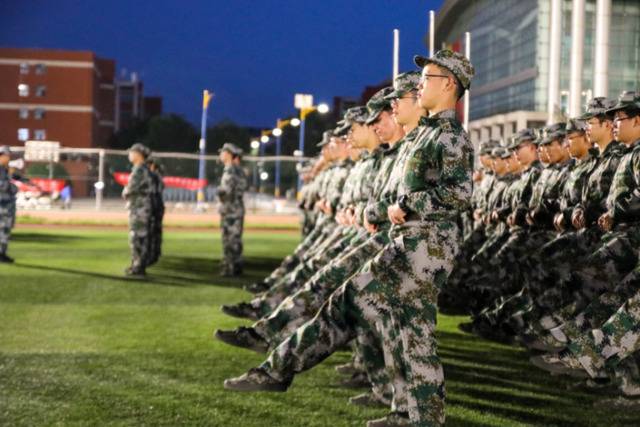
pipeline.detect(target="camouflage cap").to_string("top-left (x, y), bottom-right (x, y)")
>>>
top-left (218, 142), bottom-right (241, 156)
top-left (506, 128), bottom-right (538, 149)
top-left (414, 49), bottom-right (475, 90)
top-left (129, 142), bottom-right (151, 158)
top-left (479, 139), bottom-right (500, 155)
top-left (606, 91), bottom-right (640, 115)
top-left (578, 97), bottom-right (617, 120)
top-left (384, 71), bottom-right (421, 100)
top-left (316, 130), bottom-right (334, 147)
top-left (566, 118), bottom-right (588, 134)
top-left (333, 119), bottom-right (349, 136)
top-left (539, 123), bottom-right (567, 146)
top-left (491, 146), bottom-right (511, 159)
top-left (0, 145), bottom-right (10, 156)
top-left (365, 86), bottom-right (394, 125)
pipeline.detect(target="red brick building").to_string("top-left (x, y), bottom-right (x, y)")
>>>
top-left (0, 48), bottom-right (116, 148)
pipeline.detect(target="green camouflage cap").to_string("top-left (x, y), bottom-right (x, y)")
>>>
top-left (539, 123), bottom-right (567, 146)
top-left (578, 97), bottom-right (617, 120)
top-left (218, 142), bottom-right (241, 156)
top-left (334, 106), bottom-right (369, 135)
top-left (491, 146), bottom-right (511, 159)
top-left (333, 119), bottom-right (349, 136)
top-left (365, 86), bottom-right (394, 125)
top-left (506, 128), bottom-right (538, 149)
top-left (316, 130), bottom-right (334, 147)
top-left (414, 49), bottom-right (475, 90)
top-left (384, 71), bottom-right (421, 100)
top-left (605, 91), bottom-right (640, 115)
top-left (129, 142), bottom-right (151, 158)
top-left (566, 118), bottom-right (588, 134)
top-left (479, 139), bottom-right (500, 155)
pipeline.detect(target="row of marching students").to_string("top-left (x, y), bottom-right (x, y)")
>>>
top-left (122, 143), bottom-right (165, 278)
top-left (443, 91), bottom-right (640, 406)
top-left (215, 49), bottom-right (477, 426)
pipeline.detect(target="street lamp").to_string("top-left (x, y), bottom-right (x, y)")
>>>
top-left (272, 117), bottom-right (300, 198)
top-left (294, 94), bottom-right (330, 195)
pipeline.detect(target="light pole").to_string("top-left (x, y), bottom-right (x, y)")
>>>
top-left (272, 118), bottom-right (300, 198)
top-left (197, 90), bottom-right (213, 211)
top-left (294, 94), bottom-right (329, 195)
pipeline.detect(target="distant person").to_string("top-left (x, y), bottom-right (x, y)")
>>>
top-left (122, 143), bottom-right (153, 278)
top-left (146, 157), bottom-right (165, 266)
top-left (217, 143), bottom-right (247, 276)
top-left (0, 146), bottom-right (17, 263)
top-left (60, 180), bottom-right (72, 210)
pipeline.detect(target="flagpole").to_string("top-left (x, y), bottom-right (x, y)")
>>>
top-left (464, 33), bottom-right (471, 132)
top-left (197, 90), bottom-right (213, 211)
top-left (429, 10), bottom-right (435, 57)
top-left (393, 29), bottom-right (400, 81)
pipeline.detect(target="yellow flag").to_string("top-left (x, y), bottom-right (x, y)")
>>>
top-left (203, 90), bottom-right (213, 109)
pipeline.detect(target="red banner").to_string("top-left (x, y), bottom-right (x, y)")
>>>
top-left (12, 178), bottom-right (65, 194)
top-left (113, 172), bottom-right (208, 191)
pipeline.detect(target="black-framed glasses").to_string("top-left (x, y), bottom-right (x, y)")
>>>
top-left (391, 95), bottom-right (417, 105)
top-left (419, 74), bottom-right (449, 83)
top-left (614, 115), bottom-right (634, 123)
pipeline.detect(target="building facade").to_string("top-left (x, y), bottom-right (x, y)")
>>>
top-left (432, 0), bottom-right (640, 145)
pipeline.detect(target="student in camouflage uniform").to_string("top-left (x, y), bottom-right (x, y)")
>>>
top-left (531, 93), bottom-right (640, 383)
top-left (0, 145), bottom-right (17, 264)
top-left (123, 143), bottom-right (153, 277)
top-left (217, 143), bottom-right (247, 276)
top-left (224, 51), bottom-right (474, 427)
top-left (146, 157), bottom-right (165, 267)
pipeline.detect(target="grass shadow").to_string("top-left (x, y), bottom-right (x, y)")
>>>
top-left (11, 232), bottom-right (86, 244)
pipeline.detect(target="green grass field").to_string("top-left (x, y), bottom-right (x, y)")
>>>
top-left (1, 228), bottom-right (637, 426)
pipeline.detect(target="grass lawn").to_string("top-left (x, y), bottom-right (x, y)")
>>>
top-left (0, 228), bottom-right (638, 426)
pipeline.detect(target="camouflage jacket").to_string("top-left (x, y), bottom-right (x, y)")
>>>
top-left (123, 163), bottom-right (153, 213)
top-left (149, 170), bottom-right (166, 215)
top-left (364, 126), bottom-right (421, 225)
top-left (398, 109), bottom-right (473, 221)
top-left (576, 141), bottom-right (629, 225)
top-left (218, 164), bottom-right (247, 216)
top-left (472, 169), bottom-right (496, 213)
top-left (558, 148), bottom-right (599, 224)
top-left (325, 160), bottom-right (352, 213)
top-left (495, 161), bottom-right (542, 226)
top-left (606, 139), bottom-right (640, 224)
top-left (528, 160), bottom-right (572, 226)
top-left (0, 165), bottom-right (17, 209)
top-left (349, 147), bottom-right (385, 224)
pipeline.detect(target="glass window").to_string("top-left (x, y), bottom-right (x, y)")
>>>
top-left (35, 64), bottom-right (47, 75)
top-left (18, 128), bottom-right (29, 141)
top-left (19, 108), bottom-right (29, 119)
top-left (35, 85), bottom-right (46, 97)
top-left (34, 108), bottom-right (46, 119)
top-left (34, 129), bottom-right (46, 140)
top-left (18, 84), bottom-right (29, 97)
top-left (19, 63), bottom-right (29, 74)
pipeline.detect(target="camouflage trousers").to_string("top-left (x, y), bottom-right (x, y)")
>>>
top-left (0, 210), bottom-right (12, 254)
top-left (248, 224), bottom-right (360, 317)
top-left (301, 210), bottom-right (316, 237)
top-left (253, 225), bottom-right (391, 345)
top-left (261, 220), bottom-right (459, 427)
top-left (221, 213), bottom-right (244, 275)
top-left (528, 226), bottom-right (640, 335)
top-left (129, 211), bottom-right (151, 272)
top-left (568, 283), bottom-right (640, 378)
top-left (261, 215), bottom-right (337, 289)
top-left (147, 208), bottom-right (164, 266)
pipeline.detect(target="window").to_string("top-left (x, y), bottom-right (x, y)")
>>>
top-left (18, 84), bottom-right (29, 97)
top-left (18, 128), bottom-right (29, 141)
top-left (19, 63), bottom-right (29, 74)
top-left (34, 129), bottom-right (46, 140)
top-left (35, 85), bottom-right (46, 97)
top-left (35, 64), bottom-right (47, 75)
top-left (19, 108), bottom-right (29, 119)
top-left (34, 108), bottom-right (46, 119)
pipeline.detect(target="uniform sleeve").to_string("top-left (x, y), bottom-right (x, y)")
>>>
top-left (402, 128), bottom-right (473, 217)
top-left (124, 167), bottom-right (151, 199)
top-left (611, 151), bottom-right (640, 222)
